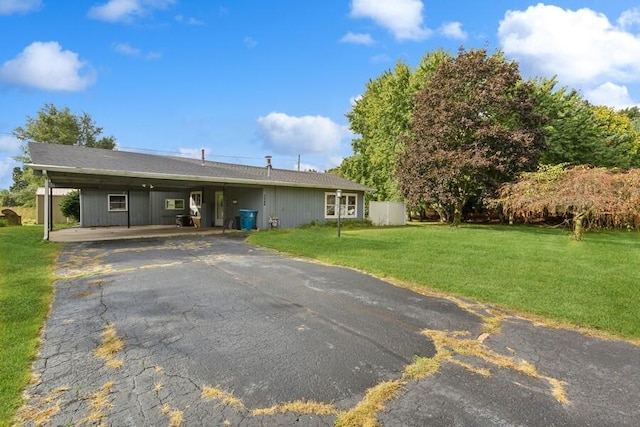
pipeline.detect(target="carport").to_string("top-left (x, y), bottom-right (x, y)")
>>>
top-left (27, 143), bottom-right (371, 240)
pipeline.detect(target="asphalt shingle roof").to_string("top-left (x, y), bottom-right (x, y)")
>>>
top-left (27, 143), bottom-right (371, 191)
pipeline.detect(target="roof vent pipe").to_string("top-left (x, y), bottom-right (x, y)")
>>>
top-left (201, 149), bottom-right (205, 166)
top-left (265, 155), bottom-right (272, 178)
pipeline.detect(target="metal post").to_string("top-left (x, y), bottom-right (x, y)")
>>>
top-left (336, 189), bottom-right (342, 238)
top-left (43, 171), bottom-right (50, 240)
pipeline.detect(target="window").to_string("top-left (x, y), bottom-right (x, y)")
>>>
top-left (108, 194), bottom-right (128, 212)
top-left (325, 192), bottom-right (357, 219)
top-left (165, 199), bottom-right (185, 210)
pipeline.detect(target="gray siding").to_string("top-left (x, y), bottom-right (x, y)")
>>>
top-left (201, 188), bottom-right (214, 227)
top-left (262, 187), bottom-right (366, 229)
top-left (79, 186), bottom-right (366, 229)
top-left (150, 191), bottom-right (190, 225)
top-left (223, 187), bottom-right (263, 229)
top-left (80, 190), bottom-right (150, 227)
top-left (264, 187), bottom-right (325, 228)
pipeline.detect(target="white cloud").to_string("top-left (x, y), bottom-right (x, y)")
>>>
top-left (585, 82), bottom-right (637, 109)
top-left (0, 135), bottom-right (21, 191)
top-left (257, 112), bottom-right (350, 155)
top-left (145, 51), bottom-right (162, 60)
top-left (295, 162), bottom-right (321, 172)
top-left (112, 42), bottom-right (162, 60)
top-left (0, 134), bottom-right (21, 154)
top-left (176, 147), bottom-right (210, 159)
top-left (88, 0), bottom-right (175, 23)
top-left (0, 41), bottom-right (96, 91)
top-left (438, 22), bottom-right (466, 40)
top-left (350, 0), bottom-right (431, 41)
top-left (0, 0), bottom-right (41, 15)
top-left (618, 8), bottom-right (640, 29)
top-left (113, 42), bottom-right (141, 56)
top-left (0, 157), bottom-right (18, 190)
top-left (175, 14), bottom-right (204, 25)
top-left (340, 32), bottom-right (374, 45)
top-left (88, 0), bottom-right (142, 22)
top-left (498, 4), bottom-right (640, 85)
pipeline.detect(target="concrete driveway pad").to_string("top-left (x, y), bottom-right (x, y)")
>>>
top-left (18, 235), bottom-right (640, 426)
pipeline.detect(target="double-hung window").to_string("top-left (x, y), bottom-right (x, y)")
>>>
top-left (108, 194), bottom-right (128, 212)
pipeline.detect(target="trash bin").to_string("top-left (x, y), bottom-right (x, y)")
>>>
top-left (176, 214), bottom-right (192, 227)
top-left (235, 216), bottom-right (241, 230)
top-left (239, 209), bottom-right (258, 230)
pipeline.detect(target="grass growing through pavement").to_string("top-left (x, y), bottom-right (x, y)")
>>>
top-left (0, 226), bottom-right (60, 427)
top-left (247, 224), bottom-right (640, 339)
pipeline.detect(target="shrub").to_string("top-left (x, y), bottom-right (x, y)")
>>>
top-left (60, 190), bottom-right (80, 222)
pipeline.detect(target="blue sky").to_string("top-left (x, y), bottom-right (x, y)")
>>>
top-left (1, 0), bottom-right (640, 190)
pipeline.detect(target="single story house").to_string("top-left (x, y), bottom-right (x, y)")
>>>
top-left (36, 187), bottom-right (75, 225)
top-left (27, 143), bottom-right (371, 239)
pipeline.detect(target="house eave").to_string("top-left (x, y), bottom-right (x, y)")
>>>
top-left (27, 163), bottom-right (372, 192)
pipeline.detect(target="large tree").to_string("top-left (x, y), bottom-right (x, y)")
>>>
top-left (14, 104), bottom-right (116, 159)
top-left (397, 48), bottom-right (546, 224)
top-left (532, 78), bottom-right (640, 168)
top-left (7, 104), bottom-right (117, 205)
top-left (591, 105), bottom-right (640, 168)
top-left (337, 50), bottom-right (450, 202)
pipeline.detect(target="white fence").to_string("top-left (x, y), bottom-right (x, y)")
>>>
top-left (368, 201), bottom-right (406, 226)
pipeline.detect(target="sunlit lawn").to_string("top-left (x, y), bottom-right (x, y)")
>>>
top-left (248, 223), bottom-right (640, 339)
top-left (0, 226), bottom-right (59, 426)
top-left (1, 221), bottom-right (638, 425)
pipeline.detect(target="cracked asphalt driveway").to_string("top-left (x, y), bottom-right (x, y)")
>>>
top-left (18, 234), bottom-right (640, 426)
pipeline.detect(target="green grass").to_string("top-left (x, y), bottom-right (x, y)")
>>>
top-left (0, 226), bottom-right (60, 427)
top-left (248, 224), bottom-right (640, 340)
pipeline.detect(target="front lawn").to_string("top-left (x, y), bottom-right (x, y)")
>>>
top-left (0, 226), bottom-right (59, 426)
top-left (248, 224), bottom-right (640, 340)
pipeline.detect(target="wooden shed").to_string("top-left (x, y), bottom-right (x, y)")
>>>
top-left (36, 187), bottom-right (75, 224)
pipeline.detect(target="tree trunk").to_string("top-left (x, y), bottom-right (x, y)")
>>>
top-left (572, 211), bottom-right (589, 240)
top-left (431, 203), bottom-right (449, 223)
top-left (452, 201), bottom-right (464, 226)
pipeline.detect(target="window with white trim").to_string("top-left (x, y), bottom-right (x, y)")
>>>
top-left (324, 192), bottom-right (357, 219)
top-left (108, 194), bottom-right (128, 212)
top-left (165, 199), bottom-right (185, 210)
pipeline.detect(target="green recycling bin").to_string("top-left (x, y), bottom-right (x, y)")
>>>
top-left (239, 209), bottom-right (258, 230)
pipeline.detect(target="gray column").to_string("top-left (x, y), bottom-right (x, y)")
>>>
top-left (43, 171), bottom-right (50, 240)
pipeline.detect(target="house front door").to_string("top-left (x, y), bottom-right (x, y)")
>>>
top-left (214, 191), bottom-right (224, 227)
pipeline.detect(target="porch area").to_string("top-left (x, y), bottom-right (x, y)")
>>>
top-left (49, 225), bottom-right (243, 243)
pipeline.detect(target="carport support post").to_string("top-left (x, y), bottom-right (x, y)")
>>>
top-left (43, 171), bottom-right (50, 240)
top-left (336, 189), bottom-right (342, 238)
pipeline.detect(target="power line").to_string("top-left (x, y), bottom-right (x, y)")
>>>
top-left (118, 145), bottom-right (266, 161)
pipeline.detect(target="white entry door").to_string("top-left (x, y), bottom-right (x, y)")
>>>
top-left (214, 191), bottom-right (224, 226)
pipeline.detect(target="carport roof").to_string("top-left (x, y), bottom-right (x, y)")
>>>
top-left (27, 143), bottom-right (372, 192)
